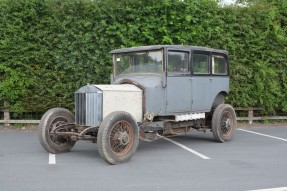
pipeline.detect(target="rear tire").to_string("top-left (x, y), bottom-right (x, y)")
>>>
top-left (212, 104), bottom-right (236, 143)
top-left (38, 108), bottom-right (76, 153)
top-left (97, 111), bottom-right (139, 165)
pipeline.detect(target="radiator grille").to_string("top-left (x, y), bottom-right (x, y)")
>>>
top-left (75, 93), bottom-right (86, 125)
top-left (75, 85), bottom-right (103, 126)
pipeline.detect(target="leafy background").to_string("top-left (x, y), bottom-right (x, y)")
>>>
top-left (0, 0), bottom-right (286, 115)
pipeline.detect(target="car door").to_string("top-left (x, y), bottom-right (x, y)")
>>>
top-left (190, 51), bottom-right (212, 112)
top-left (165, 49), bottom-right (192, 114)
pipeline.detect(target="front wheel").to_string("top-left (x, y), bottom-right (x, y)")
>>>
top-left (212, 104), bottom-right (237, 143)
top-left (38, 108), bottom-right (76, 153)
top-left (97, 111), bottom-right (139, 165)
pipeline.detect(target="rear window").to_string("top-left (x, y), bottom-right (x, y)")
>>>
top-left (212, 55), bottom-right (227, 75)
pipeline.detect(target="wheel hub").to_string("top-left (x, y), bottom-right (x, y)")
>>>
top-left (118, 132), bottom-right (130, 146)
top-left (221, 112), bottom-right (232, 136)
top-left (225, 119), bottom-right (231, 128)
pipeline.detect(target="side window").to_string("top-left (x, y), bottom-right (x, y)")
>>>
top-left (192, 54), bottom-right (209, 74)
top-left (167, 51), bottom-right (189, 74)
top-left (212, 55), bottom-right (227, 75)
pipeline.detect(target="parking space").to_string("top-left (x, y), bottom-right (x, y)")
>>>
top-left (239, 127), bottom-right (287, 140)
top-left (0, 127), bottom-right (286, 191)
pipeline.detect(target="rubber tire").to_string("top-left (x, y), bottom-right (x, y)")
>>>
top-left (212, 104), bottom-right (237, 143)
top-left (38, 108), bottom-right (76, 153)
top-left (97, 111), bottom-right (139, 165)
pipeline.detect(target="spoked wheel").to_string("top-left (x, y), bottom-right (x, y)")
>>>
top-left (212, 104), bottom-right (237, 143)
top-left (109, 120), bottom-right (135, 157)
top-left (38, 108), bottom-right (76, 153)
top-left (97, 111), bottom-right (139, 164)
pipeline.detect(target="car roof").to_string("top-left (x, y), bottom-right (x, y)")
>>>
top-left (110, 45), bottom-right (228, 55)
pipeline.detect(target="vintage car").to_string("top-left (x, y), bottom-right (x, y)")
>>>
top-left (38, 45), bottom-right (236, 164)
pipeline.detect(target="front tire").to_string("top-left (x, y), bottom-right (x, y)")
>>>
top-left (97, 111), bottom-right (139, 165)
top-left (38, 108), bottom-right (76, 153)
top-left (212, 104), bottom-right (236, 143)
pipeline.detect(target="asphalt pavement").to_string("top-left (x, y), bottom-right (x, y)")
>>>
top-left (0, 127), bottom-right (286, 191)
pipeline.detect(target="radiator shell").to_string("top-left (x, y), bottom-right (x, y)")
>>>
top-left (75, 85), bottom-right (103, 126)
top-left (75, 84), bottom-right (142, 127)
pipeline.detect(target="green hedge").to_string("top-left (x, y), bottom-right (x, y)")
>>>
top-left (0, 0), bottom-right (286, 114)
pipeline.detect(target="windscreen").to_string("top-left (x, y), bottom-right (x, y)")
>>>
top-left (114, 50), bottom-right (163, 76)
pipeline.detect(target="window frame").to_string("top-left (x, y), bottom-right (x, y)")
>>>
top-left (113, 49), bottom-right (164, 77)
top-left (191, 51), bottom-right (211, 76)
top-left (166, 49), bottom-right (191, 77)
top-left (211, 53), bottom-right (229, 76)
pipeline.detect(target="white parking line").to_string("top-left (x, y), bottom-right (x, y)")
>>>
top-left (49, 153), bottom-right (56, 164)
top-left (247, 187), bottom-right (287, 191)
top-left (238, 129), bottom-right (287, 142)
top-left (160, 136), bottom-right (210, 159)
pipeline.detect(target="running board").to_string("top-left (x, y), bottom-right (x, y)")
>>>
top-left (175, 113), bottom-right (205, 122)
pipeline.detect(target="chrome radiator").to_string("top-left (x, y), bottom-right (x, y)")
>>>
top-left (75, 85), bottom-right (103, 126)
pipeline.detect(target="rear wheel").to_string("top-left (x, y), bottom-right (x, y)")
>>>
top-left (212, 104), bottom-right (236, 143)
top-left (97, 111), bottom-right (139, 164)
top-left (38, 108), bottom-right (76, 153)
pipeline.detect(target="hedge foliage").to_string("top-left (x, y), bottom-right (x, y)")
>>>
top-left (0, 0), bottom-right (286, 114)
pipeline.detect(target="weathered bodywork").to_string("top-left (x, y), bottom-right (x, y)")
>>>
top-left (75, 45), bottom-right (230, 125)
top-left (38, 45), bottom-right (236, 164)
top-left (111, 45), bottom-right (229, 116)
